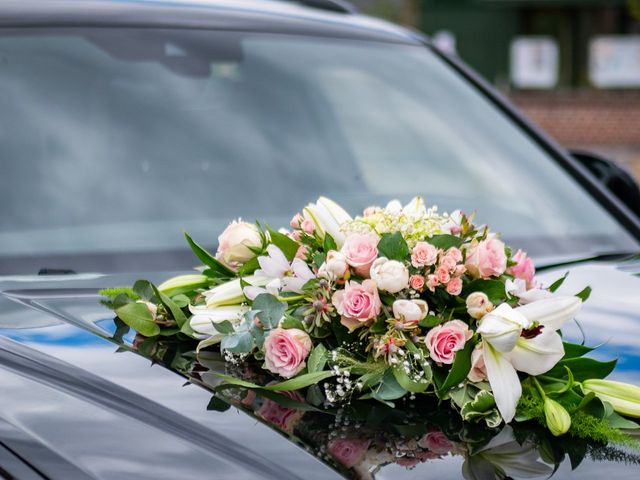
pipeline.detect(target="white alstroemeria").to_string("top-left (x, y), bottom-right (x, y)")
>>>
top-left (189, 304), bottom-right (249, 343)
top-left (462, 426), bottom-right (553, 480)
top-left (248, 244), bottom-right (315, 296)
top-left (477, 296), bottom-right (582, 422)
top-left (303, 197), bottom-right (352, 247)
top-left (203, 275), bottom-right (268, 308)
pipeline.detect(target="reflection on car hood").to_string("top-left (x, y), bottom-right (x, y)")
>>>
top-left (0, 260), bottom-right (639, 479)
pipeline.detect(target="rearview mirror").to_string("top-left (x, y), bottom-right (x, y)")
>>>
top-left (570, 150), bottom-right (640, 217)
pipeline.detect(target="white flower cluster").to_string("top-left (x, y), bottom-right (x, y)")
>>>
top-left (342, 197), bottom-right (460, 248)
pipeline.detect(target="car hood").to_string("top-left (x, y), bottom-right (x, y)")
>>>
top-left (0, 260), bottom-right (639, 479)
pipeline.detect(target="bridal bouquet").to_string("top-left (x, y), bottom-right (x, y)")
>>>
top-left (103, 196), bottom-right (640, 442)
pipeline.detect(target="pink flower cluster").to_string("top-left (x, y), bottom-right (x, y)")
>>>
top-left (412, 246), bottom-right (465, 296)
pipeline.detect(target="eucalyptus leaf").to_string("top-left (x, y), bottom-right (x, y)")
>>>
top-left (252, 293), bottom-right (287, 329)
top-left (115, 302), bottom-right (160, 337)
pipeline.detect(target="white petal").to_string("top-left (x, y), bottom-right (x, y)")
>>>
top-left (516, 296), bottom-right (581, 331)
top-left (291, 258), bottom-right (315, 281)
top-left (243, 286), bottom-right (266, 301)
top-left (483, 341), bottom-right (522, 423)
top-left (477, 303), bottom-right (530, 353)
top-left (282, 277), bottom-right (306, 293)
top-left (402, 196), bottom-right (427, 215)
top-left (189, 305), bottom-right (248, 334)
top-left (507, 330), bottom-right (565, 376)
top-left (258, 255), bottom-right (287, 278)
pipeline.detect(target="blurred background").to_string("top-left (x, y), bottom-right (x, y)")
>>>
top-left (353, 0), bottom-right (640, 180)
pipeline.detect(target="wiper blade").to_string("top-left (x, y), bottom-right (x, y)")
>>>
top-left (37, 268), bottom-right (77, 275)
top-left (536, 251), bottom-right (640, 271)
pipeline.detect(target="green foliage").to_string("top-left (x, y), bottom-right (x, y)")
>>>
top-left (547, 357), bottom-right (617, 382)
top-left (427, 234), bottom-right (463, 250)
top-left (184, 231), bottom-right (235, 278)
top-left (437, 336), bottom-right (477, 395)
top-left (548, 272), bottom-right (569, 293)
top-left (462, 279), bottom-right (507, 304)
top-left (268, 227), bottom-right (299, 261)
top-left (251, 293), bottom-right (286, 329)
top-left (307, 344), bottom-right (328, 373)
top-left (377, 232), bottom-right (410, 261)
top-left (99, 287), bottom-right (139, 300)
top-left (115, 302), bottom-right (160, 337)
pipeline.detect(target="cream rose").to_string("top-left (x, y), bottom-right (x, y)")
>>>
top-left (392, 299), bottom-right (428, 326)
top-left (318, 250), bottom-right (349, 280)
top-left (216, 220), bottom-right (262, 267)
top-left (369, 257), bottom-right (409, 293)
top-left (466, 292), bottom-right (494, 320)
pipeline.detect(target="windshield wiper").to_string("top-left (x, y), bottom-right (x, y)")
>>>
top-left (37, 268), bottom-right (77, 275)
top-left (536, 251), bottom-right (640, 271)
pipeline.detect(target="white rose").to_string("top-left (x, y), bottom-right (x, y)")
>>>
top-left (216, 220), bottom-right (262, 267)
top-left (370, 257), bottom-right (409, 293)
top-left (465, 292), bottom-right (494, 320)
top-left (392, 299), bottom-right (428, 325)
top-left (318, 250), bottom-right (349, 280)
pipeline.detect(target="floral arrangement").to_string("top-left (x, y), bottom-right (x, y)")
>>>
top-left (102, 196), bottom-right (640, 443)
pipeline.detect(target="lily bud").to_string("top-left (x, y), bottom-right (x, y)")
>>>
top-left (204, 275), bottom-right (268, 308)
top-left (158, 274), bottom-right (209, 295)
top-left (303, 197), bottom-right (352, 248)
top-left (543, 397), bottom-right (571, 436)
top-left (583, 379), bottom-right (640, 418)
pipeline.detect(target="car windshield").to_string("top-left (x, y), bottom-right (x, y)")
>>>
top-left (0, 28), bottom-right (637, 274)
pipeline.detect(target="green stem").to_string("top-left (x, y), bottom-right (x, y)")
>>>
top-left (532, 377), bottom-right (547, 399)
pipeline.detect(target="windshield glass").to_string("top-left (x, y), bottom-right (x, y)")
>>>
top-left (0, 28), bottom-right (637, 274)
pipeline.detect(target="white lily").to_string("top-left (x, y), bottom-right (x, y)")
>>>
top-left (158, 274), bottom-right (209, 295)
top-left (189, 304), bottom-right (249, 346)
top-left (303, 196), bottom-right (352, 247)
top-left (477, 296), bottom-right (582, 422)
top-left (203, 275), bottom-right (269, 308)
top-left (402, 196), bottom-right (427, 215)
top-left (462, 426), bottom-right (553, 479)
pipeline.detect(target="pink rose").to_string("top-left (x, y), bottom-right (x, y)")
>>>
top-left (468, 346), bottom-right (487, 382)
top-left (289, 230), bottom-right (302, 241)
top-left (508, 249), bottom-right (535, 288)
top-left (465, 238), bottom-right (507, 279)
top-left (435, 266), bottom-right (450, 284)
top-left (440, 255), bottom-right (457, 272)
top-left (409, 274), bottom-right (425, 291)
top-left (411, 242), bottom-right (439, 268)
top-left (263, 328), bottom-right (312, 378)
top-left (295, 245), bottom-right (308, 260)
top-left (290, 213), bottom-right (303, 229)
top-left (418, 431), bottom-right (456, 455)
top-left (446, 247), bottom-right (463, 263)
top-left (301, 218), bottom-right (316, 234)
top-left (256, 391), bottom-right (305, 434)
top-left (328, 438), bottom-right (371, 468)
top-left (341, 233), bottom-right (379, 278)
top-left (332, 280), bottom-right (382, 331)
top-left (445, 277), bottom-right (463, 295)
top-left (425, 320), bottom-right (472, 364)
top-left (426, 274), bottom-right (439, 291)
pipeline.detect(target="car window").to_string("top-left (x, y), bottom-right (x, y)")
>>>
top-left (0, 29), bottom-right (636, 273)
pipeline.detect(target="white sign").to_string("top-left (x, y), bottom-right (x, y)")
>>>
top-left (590, 36), bottom-right (640, 88)
top-left (510, 36), bottom-right (559, 89)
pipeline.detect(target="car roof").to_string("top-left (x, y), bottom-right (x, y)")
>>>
top-left (0, 0), bottom-right (424, 44)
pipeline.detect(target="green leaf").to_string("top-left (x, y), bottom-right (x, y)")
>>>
top-left (460, 390), bottom-right (499, 424)
top-left (184, 231), bottom-right (235, 278)
top-left (152, 285), bottom-right (188, 328)
top-left (575, 286), bottom-right (592, 302)
top-left (427, 234), bottom-right (463, 250)
top-left (212, 319), bottom-right (235, 335)
top-left (608, 411), bottom-right (640, 429)
top-left (280, 315), bottom-right (305, 330)
top-left (264, 370), bottom-right (335, 391)
top-left (220, 330), bottom-right (254, 353)
top-left (392, 364), bottom-right (430, 393)
top-left (562, 342), bottom-right (594, 359)
top-left (307, 344), bottom-right (328, 373)
top-left (547, 357), bottom-right (617, 382)
top-left (312, 252), bottom-right (326, 269)
top-left (377, 232), bottom-right (410, 262)
top-left (171, 294), bottom-right (190, 308)
top-left (238, 256), bottom-right (260, 276)
top-left (438, 337), bottom-right (477, 395)
top-left (323, 233), bottom-right (337, 253)
top-left (362, 369), bottom-right (407, 401)
top-left (419, 315), bottom-right (445, 328)
top-left (115, 302), bottom-right (160, 337)
top-left (462, 279), bottom-right (506, 304)
top-left (206, 396), bottom-right (231, 412)
top-left (252, 293), bottom-right (286, 329)
top-left (268, 228), bottom-right (299, 261)
top-left (548, 272), bottom-right (569, 293)
top-left (132, 280), bottom-right (155, 302)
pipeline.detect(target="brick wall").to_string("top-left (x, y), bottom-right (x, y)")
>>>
top-left (508, 90), bottom-right (640, 180)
